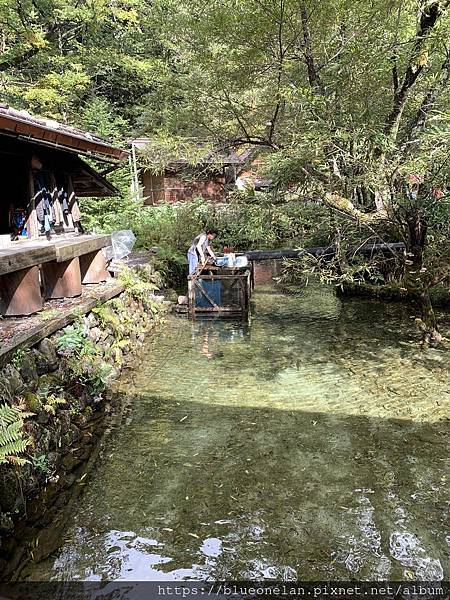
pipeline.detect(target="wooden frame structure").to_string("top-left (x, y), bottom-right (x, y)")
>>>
top-left (0, 234), bottom-right (111, 316)
top-left (0, 105), bottom-right (129, 318)
top-left (188, 264), bottom-right (252, 318)
top-left (0, 105), bottom-right (128, 243)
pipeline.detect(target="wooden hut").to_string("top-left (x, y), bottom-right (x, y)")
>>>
top-left (0, 105), bottom-right (128, 317)
top-left (132, 139), bottom-right (241, 204)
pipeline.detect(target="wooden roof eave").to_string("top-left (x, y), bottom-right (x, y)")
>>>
top-left (71, 156), bottom-right (120, 197)
top-left (0, 114), bottom-right (128, 162)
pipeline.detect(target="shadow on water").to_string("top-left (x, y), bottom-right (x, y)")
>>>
top-left (21, 281), bottom-right (450, 582)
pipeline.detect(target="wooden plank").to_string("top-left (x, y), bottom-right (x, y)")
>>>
top-left (188, 278), bottom-right (195, 316)
top-left (54, 234), bottom-right (111, 262)
top-left (198, 274), bottom-right (249, 280)
top-left (245, 243), bottom-right (406, 261)
top-left (0, 245), bottom-right (56, 276)
top-left (194, 306), bottom-right (243, 313)
top-left (0, 282), bottom-right (124, 366)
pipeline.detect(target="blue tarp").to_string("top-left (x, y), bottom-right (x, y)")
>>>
top-left (195, 279), bottom-right (222, 308)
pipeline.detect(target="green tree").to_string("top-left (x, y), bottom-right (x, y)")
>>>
top-left (0, 0), bottom-right (171, 132)
top-left (145, 0), bottom-right (450, 343)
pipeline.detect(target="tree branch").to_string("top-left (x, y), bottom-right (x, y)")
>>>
top-left (0, 46), bottom-right (40, 71)
top-left (385, 0), bottom-right (450, 139)
top-left (402, 53), bottom-right (450, 145)
top-left (299, 1), bottom-right (324, 92)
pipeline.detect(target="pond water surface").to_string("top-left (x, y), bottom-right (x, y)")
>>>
top-left (26, 280), bottom-right (450, 581)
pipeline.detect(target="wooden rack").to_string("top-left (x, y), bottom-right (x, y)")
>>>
top-left (187, 263), bottom-right (252, 318)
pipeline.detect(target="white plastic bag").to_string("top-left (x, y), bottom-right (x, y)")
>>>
top-left (103, 230), bottom-right (136, 262)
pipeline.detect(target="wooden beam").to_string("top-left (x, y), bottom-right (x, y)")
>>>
top-left (54, 234), bottom-right (111, 262)
top-left (188, 278), bottom-right (195, 316)
top-left (245, 242), bottom-right (406, 261)
top-left (0, 282), bottom-right (124, 366)
top-left (0, 245), bottom-right (55, 276)
top-left (0, 266), bottom-right (43, 316)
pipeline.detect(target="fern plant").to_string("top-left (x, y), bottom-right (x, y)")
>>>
top-left (42, 394), bottom-right (67, 416)
top-left (0, 404), bottom-right (31, 466)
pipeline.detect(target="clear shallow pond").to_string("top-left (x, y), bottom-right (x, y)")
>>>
top-left (26, 281), bottom-right (450, 581)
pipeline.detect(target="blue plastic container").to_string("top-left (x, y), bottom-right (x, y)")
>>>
top-left (215, 256), bottom-right (228, 267)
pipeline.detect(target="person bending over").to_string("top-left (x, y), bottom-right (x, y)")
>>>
top-left (187, 229), bottom-right (218, 275)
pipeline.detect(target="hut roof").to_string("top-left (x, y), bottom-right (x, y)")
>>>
top-left (0, 105), bottom-right (128, 162)
top-left (132, 138), bottom-right (242, 167)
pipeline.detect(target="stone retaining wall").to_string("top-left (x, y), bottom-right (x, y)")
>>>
top-left (0, 283), bottom-right (170, 579)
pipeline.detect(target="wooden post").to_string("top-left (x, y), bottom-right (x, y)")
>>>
top-left (41, 258), bottom-right (82, 299)
top-left (0, 267), bottom-right (43, 316)
top-left (65, 175), bottom-right (75, 230)
top-left (188, 278), bottom-right (195, 317)
top-left (27, 169), bottom-right (39, 239)
top-left (79, 250), bottom-right (109, 284)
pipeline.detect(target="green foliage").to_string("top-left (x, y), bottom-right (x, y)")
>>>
top-left (11, 347), bottom-right (29, 370)
top-left (67, 358), bottom-right (115, 396)
top-left (138, 136), bottom-right (217, 175)
top-left (55, 320), bottom-right (113, 394)
top-left (0, 0), bottom-right (170, 129)
top-left (42, 394), bottom-right (67, 416)
top-left (2, 0), bottom-right (449, 322)
top-left (118, 267), bottom-right (163, 313)
top-left (0, 404), bottom-right (31, 466)
top-left (55, 322), bottom-right (94, 357)
top-left (80, 192), bottom-right (334, 288)
top-left (32, 453), bottom-right (51, 475)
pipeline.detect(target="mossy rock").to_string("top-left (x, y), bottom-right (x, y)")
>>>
top-left (0, 469), bottom-right (21, 513)
top-left (19, 355), bottom-right (39, 391)
top-left (37, 373), bottom-right (62, 395)
top-left (0, 365), bottom-right (25, 399)
top-left (22, 391), bottom-right (42, 413)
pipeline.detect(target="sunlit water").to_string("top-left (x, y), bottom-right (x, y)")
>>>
top-left (26, 280), bottom-right (450, 581)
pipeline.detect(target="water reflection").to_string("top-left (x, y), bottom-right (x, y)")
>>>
top-left (24, 283), bottom-right (450, 581)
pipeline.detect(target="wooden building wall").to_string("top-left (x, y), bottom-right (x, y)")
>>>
top-left (141, 169), bottom-right (227, 205)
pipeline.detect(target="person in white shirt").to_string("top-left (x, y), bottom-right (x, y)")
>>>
top-left (187, 229), bottom-right (218, 275)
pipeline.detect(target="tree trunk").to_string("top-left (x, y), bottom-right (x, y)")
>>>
top-left (416, 291), bottom-right (442, 347)
top-left (403, 208), bottom-right (427, 291)
top-left (403, 209), bottom-right (442, 346)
